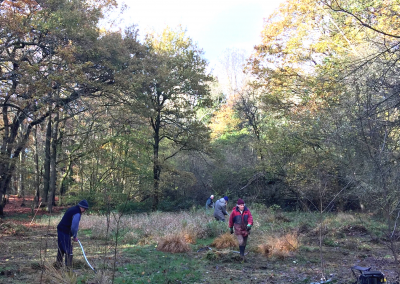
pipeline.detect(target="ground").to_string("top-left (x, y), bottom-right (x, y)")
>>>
top-left (1, 196), bottom-right (400, 284)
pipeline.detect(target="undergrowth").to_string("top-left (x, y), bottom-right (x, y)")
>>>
top-left (16, 208), bottom-right (396, 283)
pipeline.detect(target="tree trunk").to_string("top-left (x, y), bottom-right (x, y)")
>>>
top-left (17, 150), bottom-right (25, 199)
top-left (48, 111), bottom-right (59, 213)
top-left (33, 125), bottom-right (41, 208)
top-left (152, 112), bottom-right (161, 211)
top-left (43, 115), bottom-right (52, 204)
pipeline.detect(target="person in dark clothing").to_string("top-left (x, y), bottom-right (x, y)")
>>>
top-left (205, 195), bottom-right (214, 210)
top-left (214, 196), bottom-right (229, 221)
top-left (229, 198), bottom-right (253, 261)
top-left (55, 199), bottom-right (89, 268)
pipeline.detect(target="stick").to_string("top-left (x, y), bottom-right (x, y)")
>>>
top-left (30, 201), bottom-right (42, 225)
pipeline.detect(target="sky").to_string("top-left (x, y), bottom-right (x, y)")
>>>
top-left (108, 0), bottom-right (285, 70)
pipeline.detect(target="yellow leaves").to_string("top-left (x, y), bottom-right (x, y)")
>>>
top-left (209, 95), bottom-right (241, 140)
top-left (255, 0), bottom-right (327, 71)
top-left (145, 26), bottom-right (192, 56)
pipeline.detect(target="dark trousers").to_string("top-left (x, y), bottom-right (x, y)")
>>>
top-left (57, 230), bottom-right (73, 266)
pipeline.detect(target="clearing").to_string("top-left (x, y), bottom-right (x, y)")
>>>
top-left (1, 196), bottom-right (399, 284)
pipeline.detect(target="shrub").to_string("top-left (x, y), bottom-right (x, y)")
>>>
top-left (323, 237), bottom-right (338, 247)
top-left (251, 203), bottom-right (268, 212)
top-left (205, 220), bottom-right (227, 238)
top-left (117, 201), bottom-right (151, 214)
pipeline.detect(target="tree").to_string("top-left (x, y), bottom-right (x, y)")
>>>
top-left (120, 27), bottom-right (213, 210)
top-left (0, 0), bottom-right (116, 215)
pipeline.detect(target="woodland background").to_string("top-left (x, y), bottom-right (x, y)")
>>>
top-left (1, 0), bottom-right (400, 225)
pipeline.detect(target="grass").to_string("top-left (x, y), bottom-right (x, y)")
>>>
top-left (116, 246), bottom-right (202, 284)
top-left (3, 207), bottom-right (400, 283)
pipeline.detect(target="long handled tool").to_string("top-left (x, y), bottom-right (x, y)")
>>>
top-left (77, 239), bottom-right (97, 273)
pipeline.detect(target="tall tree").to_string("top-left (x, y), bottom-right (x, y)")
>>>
top-left (122, 27), bottom-right (213, 210)
top-left (0, 0), bottom-right (116, 215)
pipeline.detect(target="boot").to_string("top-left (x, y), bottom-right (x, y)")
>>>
top-left (54, 250), bottom-right (63, 269)
top-left (239, 246), bottom-right (245, 257)
top-left (66, 254), bottom-right (73, 269)
top-left (239, 246), bottom-right (245, 262)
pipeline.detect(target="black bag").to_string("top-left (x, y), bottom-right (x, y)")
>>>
top-left (358, 271), bottom-right (386, 284)
top-left (351, 266), bottom-right (386, 284)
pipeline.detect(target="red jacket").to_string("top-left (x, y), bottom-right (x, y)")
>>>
top-left (229, 206), bottom-right (253, 236)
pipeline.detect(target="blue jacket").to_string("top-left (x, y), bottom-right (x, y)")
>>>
top-left (206, 197), bottom-right (214, 209)
top-left (57, 205), bottom-right (81, 238)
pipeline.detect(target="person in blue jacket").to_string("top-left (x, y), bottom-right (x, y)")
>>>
top-left (205, 195), bottom-right (214, 210)
top-left (55, 199), bottom-right (89, 268)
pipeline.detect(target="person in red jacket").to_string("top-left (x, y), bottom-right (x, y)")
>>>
top-left (228, 198), bottom-right (253, 261)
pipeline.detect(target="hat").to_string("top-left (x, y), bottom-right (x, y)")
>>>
top-left (237, 198), bottom-right (244, 205)
top-left (210, 195), bottom-right (214, 199)
top-left (78, 199), bottom-right (89, 209)
top-left (224, 196), bottom-right (229, 201)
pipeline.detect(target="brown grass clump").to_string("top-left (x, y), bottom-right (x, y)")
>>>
top-left (157, 234), bottom-right (190, 253)
top-left (183, 231), bottom-right (197, 244)
top-left (258, 232), bottom-right (300, 259)
top-left (43, 261), bottom-right (109, 284)
top-left (43, 262), bottom-right (78, 284)
top-left (211, 233), bottom-right (238, 249)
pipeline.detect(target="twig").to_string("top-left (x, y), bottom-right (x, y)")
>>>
top-left (30, 201), bottom-right (42, 225)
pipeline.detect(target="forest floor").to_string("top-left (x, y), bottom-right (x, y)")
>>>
top-left (1, 196), bottom-right (400, 284)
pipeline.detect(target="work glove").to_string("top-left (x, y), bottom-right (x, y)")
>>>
top-left (246, 224), bottom-right (252, 232)
top-left (230, 227), bottom-right (234, 234)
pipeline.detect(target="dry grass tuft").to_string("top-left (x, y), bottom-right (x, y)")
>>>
top-left (157, 234), bottom-right (190, 253)
top-left (183, 231), bottom-right (197, 244)
top-left (258, 232), bottom-right (300, 259)
top-left (43, 261), bottom-right (78, 284)
top-left (211, 233), bottom-right (238, 249)
top-left (43, 261), bottom-right (109, 284)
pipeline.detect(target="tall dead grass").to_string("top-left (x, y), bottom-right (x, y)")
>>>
top-left (79, 211), bottom-right (211, 243)
top-left (211, 233), bottom-right (238, 249)
top-left (156, 234), bottom-right (190, 253)
top-left (43, 261), bottom-right (111, 284)
top-left (258, 232), bottom-right (300, 259)
top-left (43, 262), bottom-right (78, 284)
